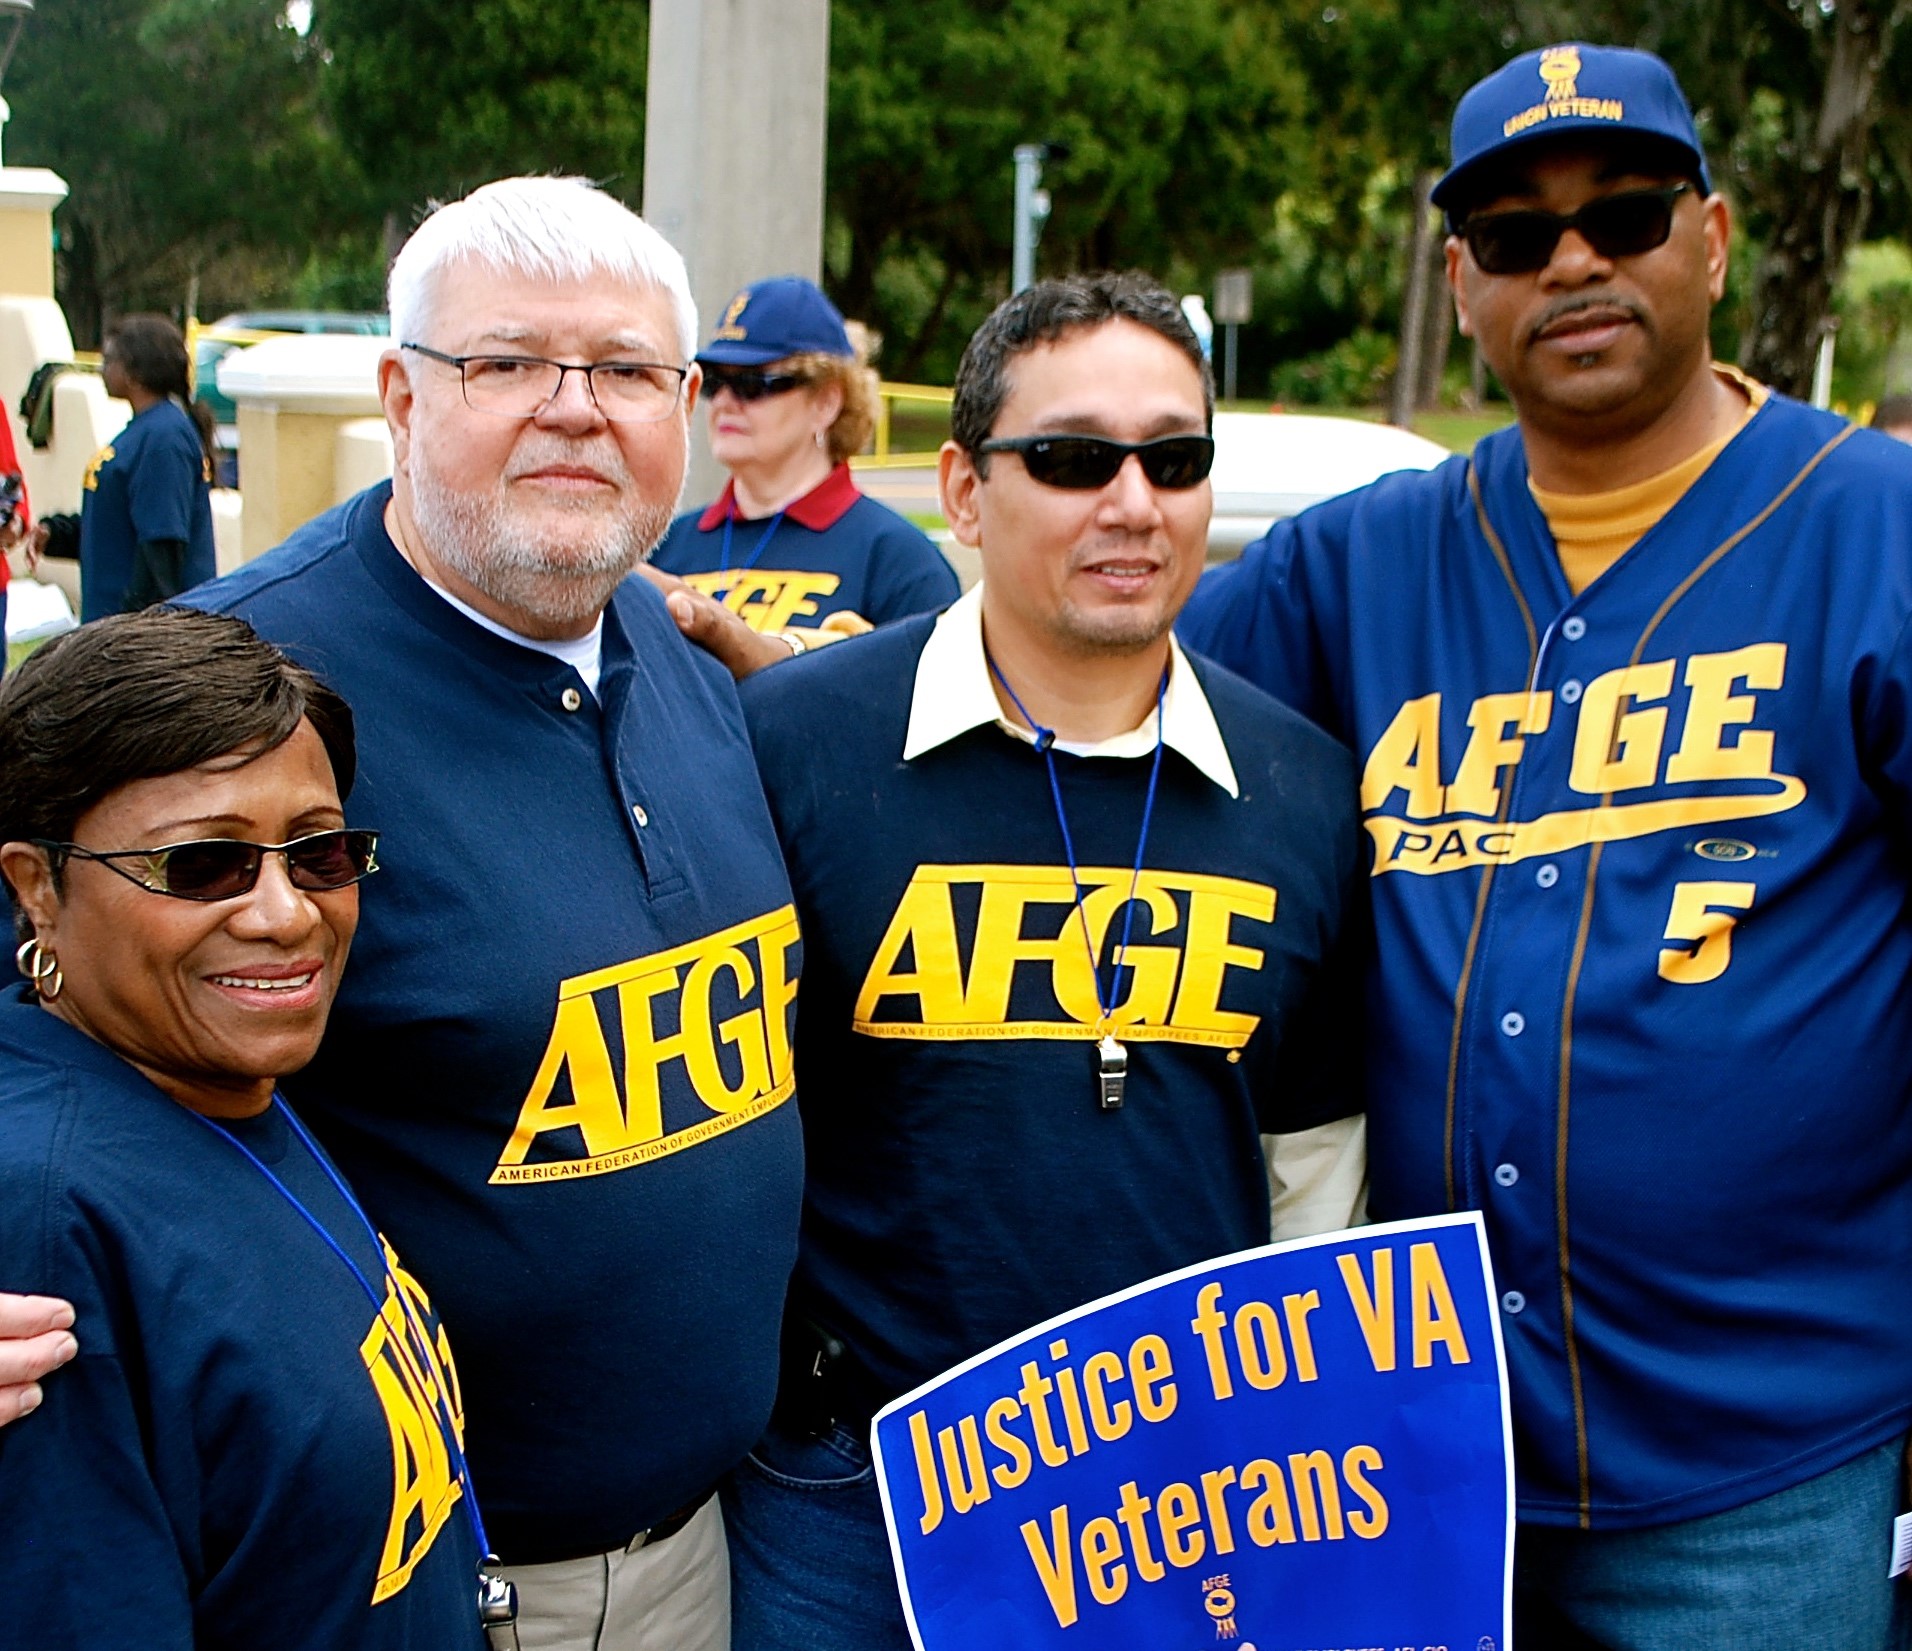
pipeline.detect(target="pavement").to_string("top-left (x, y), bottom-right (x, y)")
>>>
top-left (855, 464), bottom-right (941, 518)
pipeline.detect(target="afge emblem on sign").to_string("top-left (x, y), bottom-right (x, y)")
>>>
top-left (1539, 45), bottom-right (1581, 101)
top-left (1202, 1573), bottom-right (1239, 1639)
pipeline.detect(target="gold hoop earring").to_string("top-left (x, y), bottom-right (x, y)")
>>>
top-left (15, 937), bottom-right (63, 1002)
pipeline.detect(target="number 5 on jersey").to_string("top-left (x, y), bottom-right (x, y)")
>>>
top-left (1658, 880), bottom-right (1756, 985)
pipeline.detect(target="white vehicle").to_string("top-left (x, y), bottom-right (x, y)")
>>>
top-left (1207, 410), bottom-right (1452, 556)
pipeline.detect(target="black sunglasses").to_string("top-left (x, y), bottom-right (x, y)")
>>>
top-left (39, 829), bottom-right (380, 902)
top-left (975, 433), bottom-right (1216, 491)
top-left (1458, 184), bottom-right (1692, 276)
top-left (701, 366), bottom-right (810, 402)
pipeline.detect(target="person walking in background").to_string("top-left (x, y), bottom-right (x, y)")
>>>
top-left (41, 315), bottom-right (217, 622)
top-left (652, 276), bottom-right (958, 646)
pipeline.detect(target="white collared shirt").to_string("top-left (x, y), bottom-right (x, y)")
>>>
top-left (901, 584), bottom-right (1239, 794)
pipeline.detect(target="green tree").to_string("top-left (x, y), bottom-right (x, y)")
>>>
top-left (7, 0), bottom-right (351, 343)
top-left (826, 0), bottom-right (1316, 381)
top-left (315, 0), bottom-right (651, 238)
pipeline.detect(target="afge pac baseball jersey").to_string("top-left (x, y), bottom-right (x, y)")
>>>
top-left (1181, 393), bottom-right (1912, 1529)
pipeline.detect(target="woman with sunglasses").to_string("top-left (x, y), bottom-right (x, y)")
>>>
top-left (0, 608), bottom-right (495, 1649)
top-left (652, 276), bottom-right (959, 649)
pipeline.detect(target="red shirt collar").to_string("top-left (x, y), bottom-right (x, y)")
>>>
top-left (696, 462), bottom-right (861, 532)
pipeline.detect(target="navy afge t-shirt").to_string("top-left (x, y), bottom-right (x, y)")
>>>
top-left (739, 616), bottom-right (1363, 1403)
top-left (184, 483), bottom-right (804, 1564)
top-left (79, 398), bottom-right (216, 621)
top-left (0, 993), bottom-right (484, 1649)
top-left (653, 463), bottom-right (959, 631)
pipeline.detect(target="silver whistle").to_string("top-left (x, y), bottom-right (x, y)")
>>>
top-left (1097, 1034), bottom-right (1128, 1111)
top-left (480, 1558), bottom-right (521, 1651)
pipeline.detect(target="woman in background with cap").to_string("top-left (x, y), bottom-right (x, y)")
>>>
top-left (653, 276), bottom-right (959, 649)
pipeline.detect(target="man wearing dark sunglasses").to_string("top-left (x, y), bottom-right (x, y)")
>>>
top-left (1183, 42), bottom-right (1912, 1651)
top-left (719, 272), bottom-right (1366, 1649)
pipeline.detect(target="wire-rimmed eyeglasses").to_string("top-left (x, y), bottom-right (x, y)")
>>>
top-left (402, 343), bottom-right (690, 423)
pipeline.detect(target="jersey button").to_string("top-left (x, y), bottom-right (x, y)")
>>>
top-left (1499, 1011), bottom-right (1525, 1037)
top-left (1535, 863), bottom-right (1559, 889)
top-left (1501, 1290), bottom-right (1527, 1315)
top-left (559, 687), bottom-right (583, 712)
top-left (1559, 679), bottom-right (1583, 704)
top-left (1494, 1162), bottom-right (1519, 1187)
top-left (1562, 616), bottom-right (1587, 641)
top-left (633, 804), bottom-right (650, 828)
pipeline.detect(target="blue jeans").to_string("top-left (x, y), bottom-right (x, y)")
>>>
top-left (723, 1416), bottom-right (910, 1651)
top-left (1516, 1436), bottom-right (1912, 1650)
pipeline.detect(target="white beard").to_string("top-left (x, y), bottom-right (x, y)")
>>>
top-left (408, 430), bottom-right (681, 632)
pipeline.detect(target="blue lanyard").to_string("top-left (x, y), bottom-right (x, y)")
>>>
top-left (985, 650), bottom-right (1169, 1051)
top-left (190, 1096), bottom-right (494, 1565)
top-left (717, 503), bottom-right (788, 585)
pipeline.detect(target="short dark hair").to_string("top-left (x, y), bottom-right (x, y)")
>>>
top-left (0, 609), bottom-right (358, 864)
top-left (1873, 395), bottom-right (1912, 432)
top-left (951, 273), bottom-right (1214, 466)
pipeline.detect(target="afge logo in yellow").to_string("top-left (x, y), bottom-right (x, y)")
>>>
top-left (494, 906), bottom-right (800, 1184)
top-left (362, 1243), bottom-right (464, 1604)
top-left (855, 865), bottom-right (1277, 1050)
top-left (1361, 644), bottom-right (1804, 875)
top-left (678, 569), bottom-right (843, 632)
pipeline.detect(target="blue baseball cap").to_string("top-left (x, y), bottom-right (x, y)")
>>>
top-left (1433, 43), bottom-right (1710, 215)
top-left (696, 276), bottom-right (853, 366)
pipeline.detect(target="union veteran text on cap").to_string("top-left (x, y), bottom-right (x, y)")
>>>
top-left (1432, 43), bottom-right (1710, 214)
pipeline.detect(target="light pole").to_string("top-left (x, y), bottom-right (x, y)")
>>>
top-left (1012, 143), bottom-right (1050, 294)
top-left (0, 0), bottom-right (33, 169)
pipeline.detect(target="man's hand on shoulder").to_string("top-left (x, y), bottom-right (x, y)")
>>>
top-left (636, 563), bottom-right (795, 681)
top-left (0, 1294), bottom-right (78, 1423)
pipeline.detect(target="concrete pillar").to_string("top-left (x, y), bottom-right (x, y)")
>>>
top-left (0, 165), bottom-right (63, 301)
top-left (217, 334), bottom-right (388, 560)
top-left (642, 0), bottom-right (830, 503)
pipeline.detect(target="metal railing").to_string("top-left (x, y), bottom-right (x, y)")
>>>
top-left (855, 379), bottom-right (953, 469)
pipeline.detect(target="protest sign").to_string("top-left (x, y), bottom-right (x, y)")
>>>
top-left (873, 1213), bottom-right (1511, 1651)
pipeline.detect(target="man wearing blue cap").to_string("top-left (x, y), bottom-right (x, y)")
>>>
top-left (1183, 42), bottom-right (1912, 1650)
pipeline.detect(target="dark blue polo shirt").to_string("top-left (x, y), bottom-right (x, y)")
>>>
top-left (182, 483), bottom-right (805, 1563)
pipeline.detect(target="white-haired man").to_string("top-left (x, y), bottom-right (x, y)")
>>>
top-left (11, 177), bottom-right (798, 1650)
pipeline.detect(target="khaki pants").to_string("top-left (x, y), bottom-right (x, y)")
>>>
top-left (499, 1497), bottom-right (730, 1651)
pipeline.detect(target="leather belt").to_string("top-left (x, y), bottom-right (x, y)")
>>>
top-left (627, 1488), bottom-right (713, 1552)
